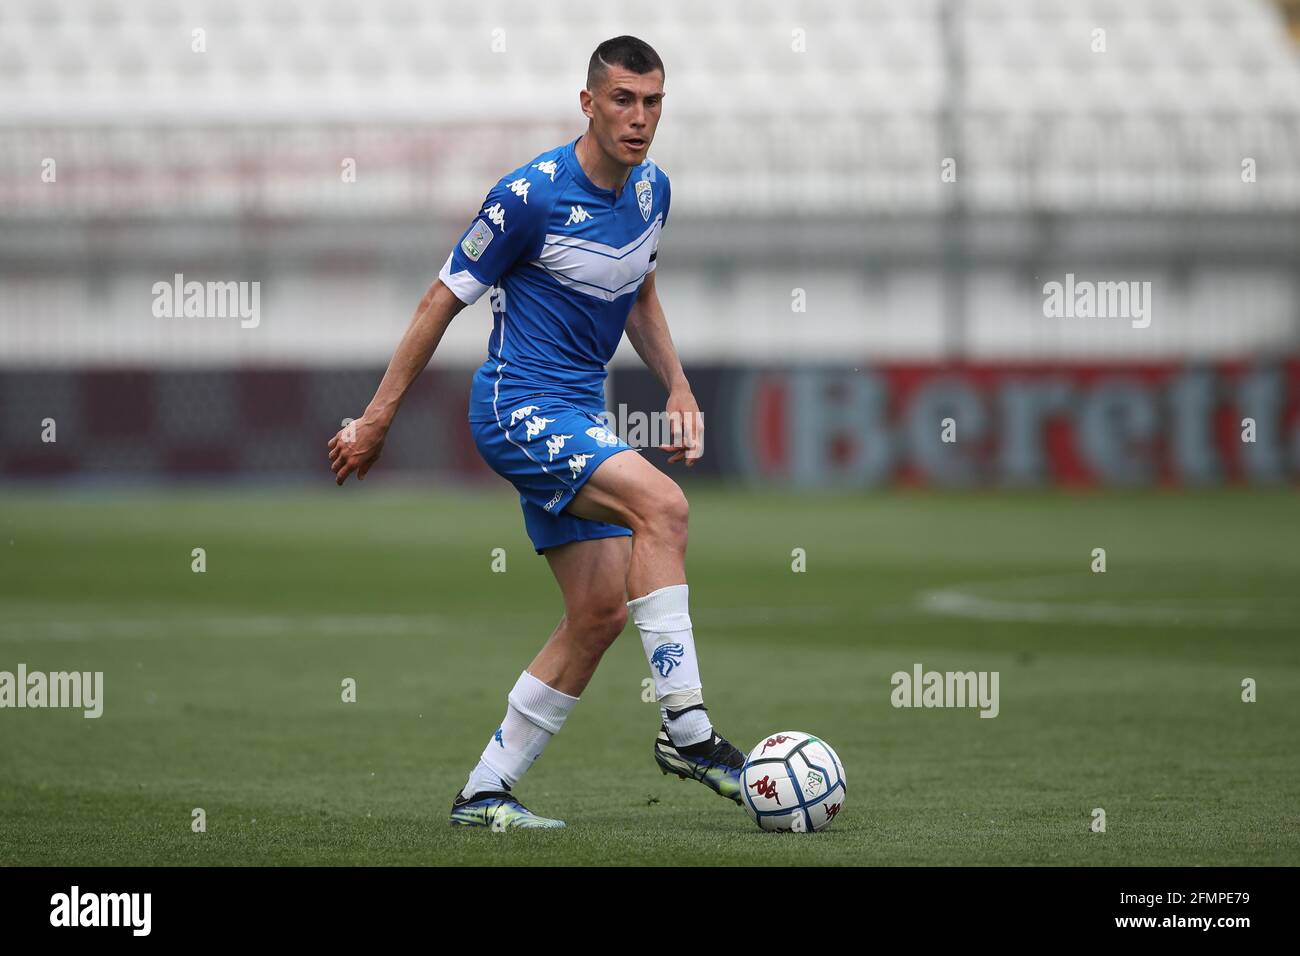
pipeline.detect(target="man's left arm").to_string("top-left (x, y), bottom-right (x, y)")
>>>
top-left (624, 270), bottom-right (703, 466)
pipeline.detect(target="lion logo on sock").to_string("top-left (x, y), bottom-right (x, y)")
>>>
top-left (650, 642), bottom-right (686, 678)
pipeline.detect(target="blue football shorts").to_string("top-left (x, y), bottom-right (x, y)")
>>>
top-left (471, 397), bottom-right (636, 554)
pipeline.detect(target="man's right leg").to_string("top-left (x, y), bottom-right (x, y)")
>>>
top-left (452, 535), bottom-right (632, 829)
top-left (566, 451), bottom-right (745, 803)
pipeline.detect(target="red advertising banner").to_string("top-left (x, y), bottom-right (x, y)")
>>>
top-left (718, 363), bottom-right (1300, 487)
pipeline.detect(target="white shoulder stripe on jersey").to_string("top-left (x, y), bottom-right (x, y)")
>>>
top-left (438, 252), bottom-right (490, 305)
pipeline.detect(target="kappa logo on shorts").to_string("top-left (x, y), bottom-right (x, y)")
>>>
top-left (567, 453), bottom-right (593, 479)
top-left (585, 425), bottom-right (621, 447)
top-left (522, 415), bottom-right (555, 440)
top-left (545, 433), bottom-right (574, 461)
top-left (509, 405), bottom-right (539, 425)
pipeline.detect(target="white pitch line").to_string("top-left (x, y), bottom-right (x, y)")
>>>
top-left (916, 580), bottom-right (1291, 628)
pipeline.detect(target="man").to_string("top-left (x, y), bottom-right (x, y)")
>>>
top-left (327, 36), bottom-right (744, 829)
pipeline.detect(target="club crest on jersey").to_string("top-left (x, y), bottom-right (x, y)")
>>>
top-left (584, 425), bottom-right (620, 447)
top-left (635, 180), bottom-right (653, 221)
top-left (461, 218), bottom-right (494, 261)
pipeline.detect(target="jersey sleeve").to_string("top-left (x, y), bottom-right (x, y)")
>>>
top-left (438, 175), bottom-right (547, 305)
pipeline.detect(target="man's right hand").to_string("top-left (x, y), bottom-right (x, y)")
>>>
top-left (328, 414), bottom-right (389, 485)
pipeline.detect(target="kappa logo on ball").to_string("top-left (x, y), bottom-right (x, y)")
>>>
top-left (760, 734), bottom-right (795, 754)
top-left (748, 775), bottom-right (780, 803)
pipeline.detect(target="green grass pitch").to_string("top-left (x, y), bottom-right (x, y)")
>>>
top-left (1, 487), bottom-right (1297, 866)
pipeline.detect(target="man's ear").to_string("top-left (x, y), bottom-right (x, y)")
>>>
top-left (579, 89), bottom-right (594, 121)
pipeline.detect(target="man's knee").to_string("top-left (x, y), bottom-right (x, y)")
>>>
top-left (633, 479), bottom-right (689, 545)
top-left (566, 599), bottom-right (629, 648)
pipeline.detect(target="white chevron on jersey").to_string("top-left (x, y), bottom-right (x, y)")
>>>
top-left (530, 214), bottom-right (663, 303)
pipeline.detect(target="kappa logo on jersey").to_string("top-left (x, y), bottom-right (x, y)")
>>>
top-left (650, 642), bottom-right (685, 677)
top-left (545, 433), bottom-right (574, 461)
top-left (533, 160), bottom-right (558, 182)
top-left (636, 180), bottom-right (653, 221)
top-left (565, 205), bottom-right (593, 226)
top-left (506, 178), bottom-right (531, 204)
top-left (584, 425), bottom-right (621, 447)
top-left (461, 218), bottom-right (494, 261)
top-left (522, 415), bottom-right (555, 440)
top-left (567, 453), bottom-right (593, 479)
top-left (509, 405), bottom-right (539, 425)
top-left (481, 202), bottom-right (507, 232)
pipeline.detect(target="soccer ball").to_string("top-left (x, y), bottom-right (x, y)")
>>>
top-left (740, 731), bottom-right (846, 832)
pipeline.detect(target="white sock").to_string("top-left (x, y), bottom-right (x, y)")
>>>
top-left (460, 670), bottom-right (578, 798)
top-left (628, 583), bottom-right (713, 748)
top-left (664, 705), bottom-right (713, 748)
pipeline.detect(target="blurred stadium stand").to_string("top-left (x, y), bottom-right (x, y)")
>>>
top-left (1, 0), bottom-right (1298, 484)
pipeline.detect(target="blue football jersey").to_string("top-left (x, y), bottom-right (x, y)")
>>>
top-left (438, 136), bottom-right (671, 423)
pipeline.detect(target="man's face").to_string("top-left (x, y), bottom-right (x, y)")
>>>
top-left (582, 66), bottom-right (664, 166)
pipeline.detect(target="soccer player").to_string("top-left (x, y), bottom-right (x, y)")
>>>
top-left (327, 36), bottom-right (745, 829)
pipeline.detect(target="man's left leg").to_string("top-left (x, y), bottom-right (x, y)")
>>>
top-left (566, 450), bottom-right (746, 804)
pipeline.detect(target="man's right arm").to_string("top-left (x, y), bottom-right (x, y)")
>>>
top-left (329, 166), bottom-right (544, 485)
top-left (327, 278), bottom-right (467, 486)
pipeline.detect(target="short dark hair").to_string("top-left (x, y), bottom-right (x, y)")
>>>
top-left (587, 36), bottom-right (664, 90)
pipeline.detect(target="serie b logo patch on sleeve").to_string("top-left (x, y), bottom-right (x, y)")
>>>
top-left (461, 218), bottom-right (494, 261)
